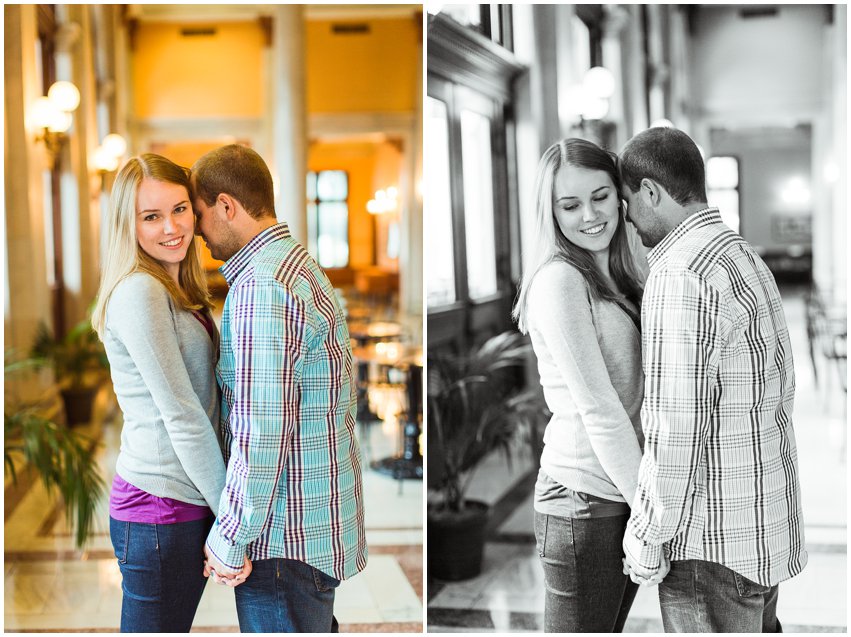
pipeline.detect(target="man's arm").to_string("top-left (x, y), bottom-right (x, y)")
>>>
top-left (205, 277), bottom-right (308, 572)
top-left (624, 268), bottom-right (732, 573)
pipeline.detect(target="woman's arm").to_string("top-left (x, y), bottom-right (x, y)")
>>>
top-left (530, 263), bottom-right (643, 505)
top-left (109, 274), bottom-right (226, 513)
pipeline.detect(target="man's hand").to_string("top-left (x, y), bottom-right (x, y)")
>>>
top-left (203, 545), bottom-right (252, 587)
top-left (622, 552), bottom-right (670, 587)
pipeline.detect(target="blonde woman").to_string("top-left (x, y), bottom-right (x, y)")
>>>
top-left (93, 154), bottom-right (248, 632)
top-left (512, 138), bottom-right (650, 632)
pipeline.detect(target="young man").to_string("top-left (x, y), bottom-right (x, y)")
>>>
top-left (191, 144), bottom-right (367, 632)
top-left (618, 127), bottom-right (806, 632)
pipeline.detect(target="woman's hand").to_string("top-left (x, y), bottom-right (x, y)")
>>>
top-left (204, 550), bottom-right (253, 587)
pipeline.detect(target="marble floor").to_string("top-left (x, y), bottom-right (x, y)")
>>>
top-left (5, 385), bottom-right (423, 632)
top-left (427, 286), bottom-right (848, 633)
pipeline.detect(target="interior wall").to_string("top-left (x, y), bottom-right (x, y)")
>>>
top-left (132, 21), bottom-right (265, 119)
top-left (710, 127), bottom-right (811, 252)
top-left (306, 17), bottom-right (418, 114)
top-left (308, 141), bottom-right (377, 270)
top-left (691, 6), bottom-right (827, 124)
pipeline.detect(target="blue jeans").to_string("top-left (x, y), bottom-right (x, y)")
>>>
top-left (109, 516), bottom-right (213, 632)
top-left (534, 511), bottom-right (638, 632)
top-left (659, 559), bottom-right (782, 633)
top-left (234, 558), bottom-right (341, 633)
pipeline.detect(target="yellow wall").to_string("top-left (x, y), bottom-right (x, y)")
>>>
top-left (132, 22), bottom-right (265, 118)
top-left (309, 142), bottom-right (377, 269)
top-left (306, 17), bottom-right (418, 113)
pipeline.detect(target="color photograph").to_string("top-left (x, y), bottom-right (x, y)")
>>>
top-left (4, 4), bottom-right (423, 632)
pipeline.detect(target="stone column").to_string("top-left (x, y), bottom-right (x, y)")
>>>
top-left (270, 5), bottom-right (307, 244)
top-left (61, 5), bottom-right (100, 324)
top-left (400, 18), bottom-right (423, 322)
top-left (4, 5), bottom-right (53, 393)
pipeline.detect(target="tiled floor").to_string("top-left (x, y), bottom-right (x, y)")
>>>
top-left (427, 286), bottom-right (848, 633)
top-left (5, 321), bottom-right (424, 632)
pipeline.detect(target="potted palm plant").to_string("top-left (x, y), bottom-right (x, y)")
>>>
top-left (4, 352), bottom-right (106, 547)
top-left (427, 331), bottom-right (549, 581)
top-left (30, 317), bottom-right (109, 426)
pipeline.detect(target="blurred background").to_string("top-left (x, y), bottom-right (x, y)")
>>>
top-left (426, 4), bottom-right (846, 632)
top-left (5, 4), bottom-right (423, 632)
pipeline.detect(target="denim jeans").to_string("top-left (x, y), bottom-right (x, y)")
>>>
top-left (534, 510), bottom-right (638, 632)
top-left (659, 559), bottom-right (782, 633)
top-left (109, 516), bottom-right (213, 632)
top-left (234, 558), bottom-right (341, 633)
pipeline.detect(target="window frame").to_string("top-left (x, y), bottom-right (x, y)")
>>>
top-left (306, 169), bottom-right (351, 269)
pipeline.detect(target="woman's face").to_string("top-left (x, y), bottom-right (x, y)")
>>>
top-left (552, 165), bottom-right (619, 254)
top-left (135, 178), bottom-right (194, 280)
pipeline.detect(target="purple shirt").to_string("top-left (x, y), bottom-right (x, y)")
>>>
top-left (109, 474), bottom-right (212, 524)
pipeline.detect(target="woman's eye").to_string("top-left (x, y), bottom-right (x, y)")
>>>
top-left (593, 194), bottom-right (608, 202)
top-left (144, 214), bottom-right (157, 222)
top-left (563, 204), bottom-right (578, 212)
top-left (174, 206), bottom-right (187, 213)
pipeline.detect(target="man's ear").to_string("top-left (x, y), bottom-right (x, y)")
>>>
top-left (640, 178), bottom-right (663, 207)
top-left (217, 193), bottom-right (239, 221)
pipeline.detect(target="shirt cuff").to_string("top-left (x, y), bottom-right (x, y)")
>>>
top-left (205, 521), bottom-right (247, 572)
top-left (623, 528), bottom-right (662, 574)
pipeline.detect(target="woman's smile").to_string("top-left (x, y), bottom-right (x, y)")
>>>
top-left (580, 222), bottom-right (607, 236)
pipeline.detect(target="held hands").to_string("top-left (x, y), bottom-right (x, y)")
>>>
top-left (622, 552), bottom-right (670, 587)
top-left (203, 545), bottom-right (252, 587)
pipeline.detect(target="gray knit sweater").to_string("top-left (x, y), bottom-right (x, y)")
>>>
top-left (104, 272), bottom-right (226, 513)
top-left (528, 261), bottom-right (644, 508)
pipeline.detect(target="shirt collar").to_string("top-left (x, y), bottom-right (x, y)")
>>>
top-left (220, 222), bottom-right (290, 285)
top-left (646, 207), bottom-right (721, 269)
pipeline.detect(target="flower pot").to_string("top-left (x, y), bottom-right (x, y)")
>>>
top-left (61, 387), bottom-right (97, 426)
top-left (427, 499), bottom-right (490, 581)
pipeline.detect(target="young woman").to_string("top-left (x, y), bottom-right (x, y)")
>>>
top-left (512, 138), bottom-right (646, 632)
top-left (92, 154), bottom-right (247, 632)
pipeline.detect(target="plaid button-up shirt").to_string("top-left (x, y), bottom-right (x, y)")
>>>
top-left (624, 208), bottom-right (807, 587)
top-left (205, 223), bottom-right (367, 580)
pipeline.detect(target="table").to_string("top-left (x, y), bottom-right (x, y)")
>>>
top-left (347, 321), bottom-right (402, 347)
top-left (352, 343), bottom-right (423, 482)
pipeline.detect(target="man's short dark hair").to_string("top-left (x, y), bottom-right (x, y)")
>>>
top-left (619, 127), bottom-right (707, 206)
top-left (192, 144), bottom-right (276, 219)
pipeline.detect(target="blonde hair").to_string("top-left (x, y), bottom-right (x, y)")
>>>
top-left (512, 138), bottom-right (644, 334)
top-left (92, 153), bottom-right (212, 339)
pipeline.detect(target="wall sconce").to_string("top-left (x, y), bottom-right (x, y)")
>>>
top-left (30, 81), bottom-right (80, 168)
top-left (563, 66), bottom-right (616, 128)
top-left (367, 187), bottom-right (398, 215)
top-left (92, 133), bottom-right (128, 191)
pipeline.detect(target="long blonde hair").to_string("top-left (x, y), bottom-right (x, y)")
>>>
top-left (92, 153), bottom-right (212, 339)
top-left (512, 138), bottom-right (644, 334)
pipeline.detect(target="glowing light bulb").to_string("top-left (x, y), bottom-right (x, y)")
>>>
top-left (102, 133), bottom-right (127, 158)
top-left (583, 66), bottom-right (616, 99)
top-left (48, 81), bottom-right (80, 112)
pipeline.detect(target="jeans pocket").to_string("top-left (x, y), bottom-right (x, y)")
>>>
top-left (110, 518), bottom-right (130, 565)
top-left (733, 571), bottom-right (771, 598)
top-left (312, 567), bottom-right (341, 593)
top-left (534, 511), bottom-right (548, 558)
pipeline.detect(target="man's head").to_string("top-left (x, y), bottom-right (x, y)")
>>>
top-left (190, 144), bottom-right (277, 261)
top-left (618, 127), bottom-right (708, 248)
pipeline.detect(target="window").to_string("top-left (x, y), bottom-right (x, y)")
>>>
top-left (306, 170), bottom-right (349, 268)
top-left (426, 96), bottom-right (456, 307)
top-left (706, 156), bottom-right (740, 234)
top-left (460, 109), bottom-right (497, 299)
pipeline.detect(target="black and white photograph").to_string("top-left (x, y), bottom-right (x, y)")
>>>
top-left (426, 4), bottom-right (846, 633)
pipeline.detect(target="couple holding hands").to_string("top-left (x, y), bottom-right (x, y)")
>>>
top-left (93, 145), bottom-right (366, 633)
top-left (515, 128), bottom-right (807, 633)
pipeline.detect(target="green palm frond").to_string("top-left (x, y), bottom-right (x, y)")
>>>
top-left (4, 351), bottom-right (106, 547)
